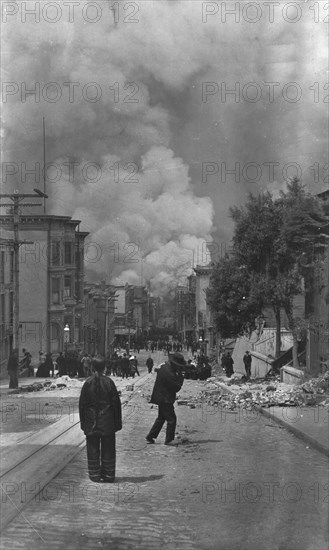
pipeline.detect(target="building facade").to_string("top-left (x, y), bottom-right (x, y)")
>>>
top-left (0, 214), bottom-right (88, 373)
top-left (175, 278), bottom-right (196, 345)
top-left (83, 282), bottom-right (117, 357)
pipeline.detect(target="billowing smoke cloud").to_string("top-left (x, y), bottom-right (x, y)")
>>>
top-left (47, 146), bottom-right (213, 293)
top-left (2, 1), bottom-right (327, 293)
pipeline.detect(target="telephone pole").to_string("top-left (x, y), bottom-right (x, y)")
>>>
top-left (0, 189), bottom-right (48, 350)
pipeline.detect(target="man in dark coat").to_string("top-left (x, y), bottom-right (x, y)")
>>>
top-left (146, 352), bottom-right (186, 446)
top-left (20, 348), bottom-right (33, 376)
top-left (44, 353), bottom-right (54, 377)
top-left (121, 353), bottom-right (130, 379)
top-left (243, 351), bottom-right (252, 378)
top-left (79, 356), bottom-right (122, 483)
top-left (56, 352), bottom-right (67, 376)
top-left (129, 355), bottom-right (140, 377)
top-left (7, 348), bottom-right (19, 389)
top-left (146, 356), bottom-right (154, 374)
top-left (225, 352), bottom-right (234, 378)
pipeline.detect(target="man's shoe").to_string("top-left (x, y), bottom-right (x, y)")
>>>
top-left (164, 439), bottom-right (179, 446)
top-left (146, 436), bottom-right (155, 444)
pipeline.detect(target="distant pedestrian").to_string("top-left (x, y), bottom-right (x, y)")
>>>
top-left (79, 356), bottom-right (122, 483)
top-left (20, 348), bottom-right (33, 376)
top-left (7, 348), bottom-right (19, 388)
top-left (44, 353), bottom-right (54, 377)
top-left (110, 354), bottom-right (118, 377)
top-left (81, 353), bottom-right (92, 378)
top-left (146, 352), bottom-right (185, 446)
top-left (39, 350), bottom-right (46, 367)
top-left (243, 351), bottom-right (252, 379)
top-left (129, 355), bottom-right (140, 377)
top-left (121, 353), bottom-right (130, 379)
top-left (146, 356), bottom-right (154, 374)
top-left (56, 352), bottom-right (66, 376)
top-left (225, 352), bottom-right (234, 378)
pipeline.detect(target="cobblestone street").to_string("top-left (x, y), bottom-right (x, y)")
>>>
top-left (1, 358), bottom-right (328, 550)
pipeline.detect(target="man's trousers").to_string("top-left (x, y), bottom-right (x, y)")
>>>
top-left (86, 434), bottom-right (116, 482)
top-left (147, 403), bottom-right (177, 444)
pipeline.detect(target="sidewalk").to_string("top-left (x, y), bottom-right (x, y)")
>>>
top-left (214, 379), bottom-right (329, 457)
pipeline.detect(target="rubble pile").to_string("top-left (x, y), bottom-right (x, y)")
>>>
top-left (10, 376), bottom-right (84, 393)
top-left (196, 372), bottom-right (329, 410)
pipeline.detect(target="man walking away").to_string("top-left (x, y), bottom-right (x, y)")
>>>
top-left (146, 352), bottom-right (185, 446)
top-left (225, 352), bottom-right (234, 378)
top-left (7, 348), bottom-right (19, 389)
top-left (146, 356), bottom-right (154, 374)
top-left (20, 348), bottom-right (33, 377)
top-left (81, 353), bottom-right (92, 378)
top-left (44, 353), bottom-right (54, 377)
top-left (56, 352), bottom-right (67, 376)
top-left (129, 355), bottom-right (140, 377)
top-left (243, 351), bottom-right (252, 379)
top-left (79, 356), bottom-right (122, 483)
top-left (121, 353), bottom-right (130, 379)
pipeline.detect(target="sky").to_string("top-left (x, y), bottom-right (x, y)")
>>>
top-left (2, 0), bottom-right (328, 295)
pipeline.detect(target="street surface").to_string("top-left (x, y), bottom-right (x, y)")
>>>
top-left (0, 351), bottom-right (328, 550)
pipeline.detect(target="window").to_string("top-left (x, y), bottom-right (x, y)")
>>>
top-left (64, 242), bottom-right (73, 265)
top-left (51, 242), bottom-right (61, 266)
top-left (51, 277), bottom-right (61, 304)
top-left (0, 251), bottom-right (5, 284)
top-left (64, 275), bottom-right (72, 298)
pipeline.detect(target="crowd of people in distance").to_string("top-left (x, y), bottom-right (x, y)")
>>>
top-left (105, 351), bottom-right (141, 379)
top-left (7, 343), bottom-right (214, 388)
top-left (11, 348), bottom-right (147, 380)
top-left (184, 354), bottom-right (212, 380)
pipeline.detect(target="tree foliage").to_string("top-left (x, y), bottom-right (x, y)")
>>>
top-left (208, 179), bottom-right (329, 366)
top-left (208, 257), bottom-right (262, 339)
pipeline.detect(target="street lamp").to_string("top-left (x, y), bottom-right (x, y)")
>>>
top-left (64, 323), bottom-right (70, 353)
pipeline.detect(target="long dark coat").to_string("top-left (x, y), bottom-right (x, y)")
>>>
top-left (243, 354), bottom-right (252, 367)
top-left (79, 373), bottom-right (122, 436)
top-left (150, 362), bottom-right (184, 405)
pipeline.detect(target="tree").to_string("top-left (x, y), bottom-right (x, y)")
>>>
top-left (209, 179), bottom-right (329, 367)
top-left (273, 179), bottom-right (329, 366)
top-left (229, 192), bottom-right (283, 357)
top-left (207, 256), bottom-right (263, 339)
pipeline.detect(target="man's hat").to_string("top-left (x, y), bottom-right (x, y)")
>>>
top-left (170, 352), bottom-right (186, 368)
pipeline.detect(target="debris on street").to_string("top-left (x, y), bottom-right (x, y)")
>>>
top-left (174, 372), bottom-right (329, 411)
top-left (210, 371), bottom-right (329, 410)
top-left (8, 376), bottom-right (85, 394)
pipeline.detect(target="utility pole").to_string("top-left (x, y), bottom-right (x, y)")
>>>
top-left (0, 189), bottom-right (48, 350)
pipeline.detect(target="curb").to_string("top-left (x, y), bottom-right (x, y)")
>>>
top-left (213, 381), bottom-right (329, 457)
